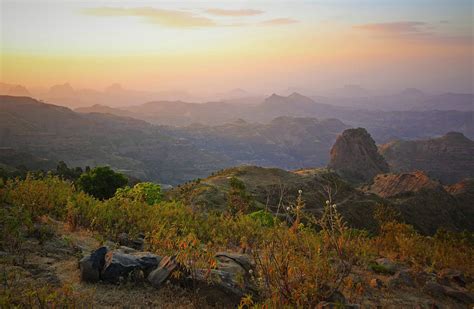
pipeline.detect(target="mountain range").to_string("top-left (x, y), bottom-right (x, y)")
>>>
top-left (1, 94), bottom-right (473, 186)
top-left (76, 92), bottom-right (473, 143)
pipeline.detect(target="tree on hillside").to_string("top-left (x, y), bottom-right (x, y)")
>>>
top-left (115, 182), bottom-right (162, 205)
top-left (55, 161), bottom-right (84, 181)
top-left (77, 166), bottom-right (128, 200)
top-left (226, 176), bottom-right (254, 216)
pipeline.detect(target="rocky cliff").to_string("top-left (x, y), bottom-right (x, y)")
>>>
top-left (328, 128), bottom-right (389, 184)
top-left (363, 171), bottom-right (442, 198)
top-left (380, 132), bottom-right (474, 184)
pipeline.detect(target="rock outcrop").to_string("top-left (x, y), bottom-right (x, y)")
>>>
top-left (328, 128), bottom-right (389, 183)
top-left (79, 247), bottom-right (256, 304)
top-left (363, 171), bottom-right (443, 198)
top-left (380, 132), bottom-right (474, 184)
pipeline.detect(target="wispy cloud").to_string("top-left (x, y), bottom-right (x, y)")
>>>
top-left (260, 18), bottom-right (299, 26)
top-left (354, 21), bottom-right (428, 35)
top-left (205, 8), bottom-right (263, 17)
top-left (83, 7), bottom-right (216, 28)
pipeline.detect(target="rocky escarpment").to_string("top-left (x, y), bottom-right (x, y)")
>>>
top-left (328, 128), bottom-right (389, 184)
top-left (380, 132), bottom-right (474, 184)
top-left (363, 171), bottom-right (443, 198)
top-left (363, 171), bottom-right (473, 234)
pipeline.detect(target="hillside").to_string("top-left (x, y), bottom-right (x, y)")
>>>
top-left (0, 96), bottom-right (351, 184)
top-left (2, 175), bottom-right (473, 308)
top-left (167, 165), bottom-right (473, 235)
top-left (165, 116), bottom-right (348, 169)
top-left (0, 95), bottom-right (229, 184)
top-left (380, 132), bottom-right (474, 184)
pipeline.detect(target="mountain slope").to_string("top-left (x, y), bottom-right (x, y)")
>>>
top-left (165, 116), bottom-right (348, 169)
top-left (380, 132), bottom-right (474, 184)
top-left (0, 95), bottom-right (229, 184)
top-left (168, 165), bottom-right (473, 234)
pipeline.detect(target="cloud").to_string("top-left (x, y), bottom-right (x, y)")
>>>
top-left (205, 8), bottom-right (263, 17)
top-left (354, 22), bottom-right (428, 35)
top-left (260, 18), bottom-right (299, 26)
top-left (83, 7), bottom-right (216, 28)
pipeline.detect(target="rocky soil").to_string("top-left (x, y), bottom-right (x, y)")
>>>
top-left (2, 218), bottom-right (473, 308)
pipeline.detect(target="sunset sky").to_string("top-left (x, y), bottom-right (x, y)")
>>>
top-left (1, 0), bottom-right (473, 94)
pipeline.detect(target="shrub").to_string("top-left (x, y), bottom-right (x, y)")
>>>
top-left (115, 182), bottom-right (162, 205)
top-left (248, 210), bottom-right (275, 227)
top-left (76, 166), bottom-right (128, 200)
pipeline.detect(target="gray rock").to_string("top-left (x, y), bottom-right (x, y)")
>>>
top-left (424, 281), bottom-right (474, 304)
top-left (443, 286), bottom-right (474, 304)
top-left (438, 268), bottom-right (466, 287)
top-left (117, 232), bottom-right (144, 250)
top-left (101, 251), bottom-right (161, 284)
top-left (387, 270), bottom-right (415, 288)
top-left (423, 281), bottom-right (446, 296)
top-left (147, 256), bottom-right (178, 288)
top-left (117, 233), bottom-right (129, 246)
top-left (79, 246), bottom-right (108, 283)
top-left (118, 246), bottom-right (137, 254)
top-left (215, 252), bottom-right (254, 272)
top-left (191, 252), bottom-right (257, 301)
top-left (375, 258), bottom-right (401, 274)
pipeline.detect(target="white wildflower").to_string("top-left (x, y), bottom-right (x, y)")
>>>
top-left (298, 189), bottom-right (303, 194)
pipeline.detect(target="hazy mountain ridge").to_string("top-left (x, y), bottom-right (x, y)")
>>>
top-left (380, 132), bottom-right (474, 184)
top-left (0, 95), bottom-right (349, 184)
top-left (76, 92), bottom-right (473, 142)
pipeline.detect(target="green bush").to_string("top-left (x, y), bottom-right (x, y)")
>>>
top-left (248, 210), bottom-right (275, 227)
top-left (76, 166), bottom-right (128, 200)
top-left (115, 182), bottom-right (162, 205)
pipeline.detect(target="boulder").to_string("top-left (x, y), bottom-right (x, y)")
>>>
top-left (191, 252), bottom-right (257, 303)
top-left (147, 256), bottom-right (178, 288)
top-left (117, 232), bottom-right (145, 250)
top-left (423, 281), bottom-right (446, 296)
top-left (438, 268), bottom-right (466, 287)
top-left (79, 246), bottom-right (108, 283)
top-left (423, 281), bottom-right (474, 304)
top-left (443, 286), bottom-right (474, 304)
top-left (374, 258), bottom-right (401, 274)
top-left (101, 251), bottom-right (161, 284)
top-left (387, 270), bottom-right (415, 288)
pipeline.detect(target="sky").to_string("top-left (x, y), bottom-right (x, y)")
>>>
top-left (1, 0), bottom-right (473, 95)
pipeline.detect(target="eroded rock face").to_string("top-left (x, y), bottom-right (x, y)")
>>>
top-left (101, 251), bottom-right (161, 284)
top-left (147, 256), bottom-right (178, 288)
top-left (363, 171), bottom-right (443, 198)
top-left (79, 247), bottom-right (161, 283)
top-left (380, 132), bottom-right (474, 184)
top-left (328, 128), bottom-right (389, 184)
top-left (79, 246), bottom-right (108, 283)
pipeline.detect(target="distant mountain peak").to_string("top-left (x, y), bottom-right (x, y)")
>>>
top-left (105, 83), bottom-right (125, 93)
top-left (49, 83), bottom-right (75, 96)
top-left (442, 131), bottom-right (469, 141)
top-left (401, 88), bottom-right (425, 96)
top-left (288, 92), bottom-right (305, 98)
